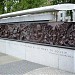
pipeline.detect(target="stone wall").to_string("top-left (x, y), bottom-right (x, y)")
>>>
top-left (0, 22), bottom-right (75, 47)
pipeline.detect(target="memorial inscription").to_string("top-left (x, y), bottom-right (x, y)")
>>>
top-left (27, 44), bottom-right (73, 57)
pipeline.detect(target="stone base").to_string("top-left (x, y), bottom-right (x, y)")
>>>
top-left (0, 39), bottom-right (75, 73)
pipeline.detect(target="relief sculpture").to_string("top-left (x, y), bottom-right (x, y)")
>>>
top-left (0, 22), bottom-right (75, 47)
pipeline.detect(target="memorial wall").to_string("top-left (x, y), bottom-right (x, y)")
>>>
top-left (0, 21), bottom-right (75, 47)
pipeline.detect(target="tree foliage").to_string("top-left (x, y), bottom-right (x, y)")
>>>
top-left (0, 0), bottom-right (5, 14)
top-left (2, 0), bottom-right (47, 13)
top-left (4, 0), bottom-right (14, 13)
top-left (0, 0), bottom-right (75, 14)
top-left (0, 0), bottom-right (51, 14)
top-left (12, 0), bottom-right (47, 11)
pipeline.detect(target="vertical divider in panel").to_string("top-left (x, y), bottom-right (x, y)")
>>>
top-left (59, 48), bottom-right (74, 73)
top-left (74, 50), bottom-right (75, 73)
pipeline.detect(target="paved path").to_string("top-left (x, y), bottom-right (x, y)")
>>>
top-left (0, 53), bottom-right (21, 65)
top-left (0, 53), bottom-right (45, 75)
top-left (24, 67), bottom-right (75, 75)
top-left (0, 53), bottom-right (75, 75)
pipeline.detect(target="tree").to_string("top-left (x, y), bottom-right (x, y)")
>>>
top-left (0, 0), bottom-right (50, 14)
top-left (0, 0), bottom-right (5, 14)
top-left (4, 0), bottom-right (16, 13)
top-left (12, 0), bottom-right (46, 12)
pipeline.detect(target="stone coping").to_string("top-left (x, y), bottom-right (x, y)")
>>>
top-left (0, 38), bottom-right (75, 50)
